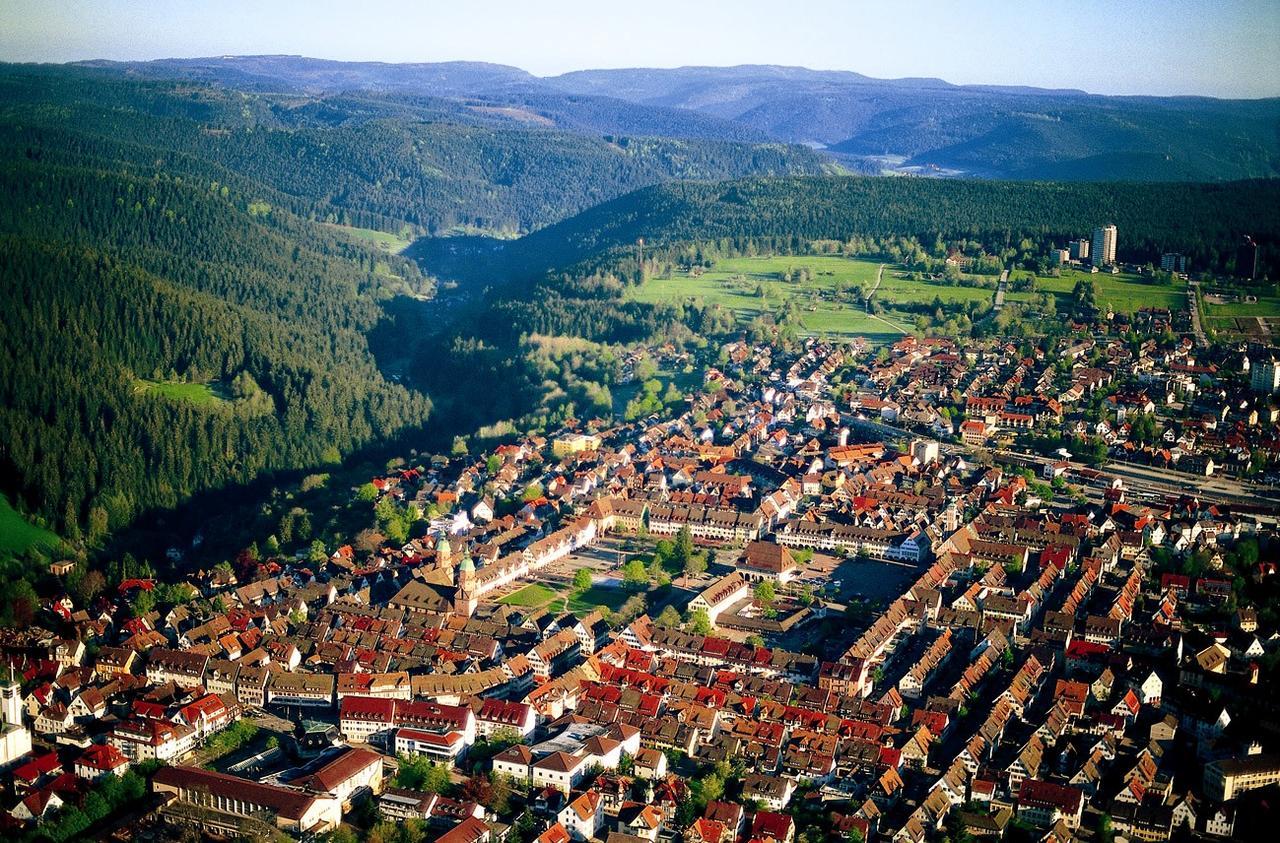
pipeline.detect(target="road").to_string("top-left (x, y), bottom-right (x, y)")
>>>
top-left (1188, 281), bottom-right (1208, 348)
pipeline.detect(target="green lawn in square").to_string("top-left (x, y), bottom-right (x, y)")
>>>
top-left (497, 583), bottom-right (562, 607)
top-left (566, 585), bottom-right (632, 614)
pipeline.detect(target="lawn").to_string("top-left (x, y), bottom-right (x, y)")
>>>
top-left (0, 494), bottom-right (60, 556)
top-left (497, 583), bottom-right (562, 608)
top-left (1204, 294), bottom-right (1280, 319)
top-left (628, 256), bottom-right (1184, 342)
top-left (324, 223), bottom-right (412, 254)
top-left (133, 379), bottom-right (229, 406)
top-left (629, 255), bottom-right (901, 340)
top-left (566, 585), bottom-right (632, 615)
top-left (1035, 269), bottom-right (1189, 313)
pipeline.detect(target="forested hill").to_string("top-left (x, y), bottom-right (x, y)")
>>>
top-left (0, 156), bottom-right (431, 540)
top-left (503, 176), bottom-right (1280, 278)
top-left (73, 56), bottom-right (1280, 182)
top-left (1, 65), bottom-right (830, 235)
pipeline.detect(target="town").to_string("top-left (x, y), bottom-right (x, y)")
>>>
top-left (2, 315), bottom-right (1279, 843)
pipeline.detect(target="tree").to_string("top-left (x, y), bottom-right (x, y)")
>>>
top-left (684, 553), bottom-right (707, 580)
top-left (72, 569), bottom-right (105, 607)
top-left (623, 558), bottom-right (649, 588)
top-left (308, 539), bottom-right (328, 563)
top-left (688, 608), bottom-right (712, 635)
top-left (355, 527), bottom-right (386, 555)
top-left (674, 525), bottom-right (695, 564)
top-left (655, 605), bottom-right (682, 628)
top-left (356, 482), bottom-right (378, 502)
top-left (702, 772), bottom-right (725, 802)
top-left (754, 580), bottom-right (776, 606)
top-left (130, 588), bottom-right (156, 618)
top-left (573, 568), bottom-right (593, 592)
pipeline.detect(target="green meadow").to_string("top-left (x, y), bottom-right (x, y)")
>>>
top-left (497, 583), bottom-right (561, 607)
top-left (628, 256), bottom-right (1190, 341)
top-left (0, 494), bottom-right (60, 556)
top-left (324, 223), bottom-right (413, 254)
top-left (133, 379), bottom-right (230, 406)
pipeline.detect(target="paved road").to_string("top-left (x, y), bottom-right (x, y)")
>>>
top-left (1188, 281), bottom-right (1208, 348)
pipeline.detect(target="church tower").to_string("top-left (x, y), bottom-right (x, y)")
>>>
top-left (453, 555), bottom-right (478, 617)
top-left (1, 667), bottom-right (21, 727)
top-left (435, 533), bottom-right (454, 583)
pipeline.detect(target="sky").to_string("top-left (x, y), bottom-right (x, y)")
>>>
top-left (2, 0), bottom-right (1278, 98)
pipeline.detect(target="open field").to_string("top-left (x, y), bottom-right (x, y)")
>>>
top-left (497, 583), bottom-right (561, 607)
top-left (133, 379), bottom-right (229, 406)
top-left (323, 223), bottom-right (412, 254)
top-left (566, 585), bottom-right (631, 614)
top-left (628, 255), bottom-right (906, 340)
top-left (1035, 269), bottom-right (1189, 312)
top-left (0, 494), bottom-right (60, 556)
top-left (1203, 294), bottom-right (1280, 319)
top-left (629, 256), bottom-right (1185, 342)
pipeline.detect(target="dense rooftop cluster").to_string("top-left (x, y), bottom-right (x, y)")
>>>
top-left (2, 323), bottom-right (1278, 843)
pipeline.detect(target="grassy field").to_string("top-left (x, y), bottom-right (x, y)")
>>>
top-left (1035, 269), bottom-right (1189, 313)
top-left (324, 223), bottom-right (412, 254)
top-left (133, 379), bottom-right (230, 406)
top-left (628, 255), bottom-right (905, 340)
top-left (628, 256), bottom-right (1185, 341)
top-left (566, 585), bottom-right (631, 614)
top-left (1204, 294), bottom-right (1280, 318)
top-left (0, 494), bottom-right (60, 556)
top-left (497, 583), bottom-right (562, 608)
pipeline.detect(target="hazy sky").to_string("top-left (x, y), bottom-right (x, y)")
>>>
top-left (3, 0), bottom-right (1278, 98)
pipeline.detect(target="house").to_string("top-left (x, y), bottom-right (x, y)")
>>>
top-left (1203, 804), bottom-right (1236, 838)
top-left (395, 727), bottom-right (468, 764)
top-left (558, 789), bottom-right (604, 841)
top-left (633, 747), bottom-right (667, 780)
top-left (74, 744), bottom-right (130, 781)
top-left (1016, 779), bottom-right (1084, 830)
top-left (736, 541), bottom-right (798, 584)
top-left (267, 672), bottom-right (336, 707)
top-left (616, 801), bottom-right (664, 841)
top-left (11, 788), bottom-right (64, 823)
top-left (492, 744), bottom-right (535, 784)
top-left (144, 648), bottom-right (208, 687)
top-left (687, 574), bottom-right (750, 628)
top-left (109, 718), bottom-right (198, 762)
top-left (475, 698), bottom-right (537, 740)
top-left (742, 772), bottom-right (796, 810)
top-left (532, 751), bottom-right (592, 794)
top-left (750, 811), bottom-right (796, 843)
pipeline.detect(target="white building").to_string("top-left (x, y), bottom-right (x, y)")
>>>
top-left (1091, 225), bottom-right (1117, 267)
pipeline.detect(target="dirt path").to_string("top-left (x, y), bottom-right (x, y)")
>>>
top-left (863, 264), bottom-right (909, 335)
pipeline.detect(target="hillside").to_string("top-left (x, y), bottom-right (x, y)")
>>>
top-left (0, 152), bottom-right (434, 539)
top-left (548, 66), bottom-right (1280, 181)
top-left (499, 175), bottom-right (1280, 278)
top-left (2, 65), bottom-right (830, 235)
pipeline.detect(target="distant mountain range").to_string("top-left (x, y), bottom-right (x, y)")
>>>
top-left (73, 55), bottom-right (1280, 181)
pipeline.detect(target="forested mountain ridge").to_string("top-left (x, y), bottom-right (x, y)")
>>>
top-left (495, 175), bottom-right (1280, 281)
top-left (0, 65), bottom-right (831, 544)
top-left (0, 156), bottom-right (431, 539)
top-left (403, 173), bottom-right (1279, 449)
top-left (548, 65), bottom-right (1280, 181)
top-left (1, 65), bottom-right (831, 235)
top-left (70, 56), bottom-right (1280, 182)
